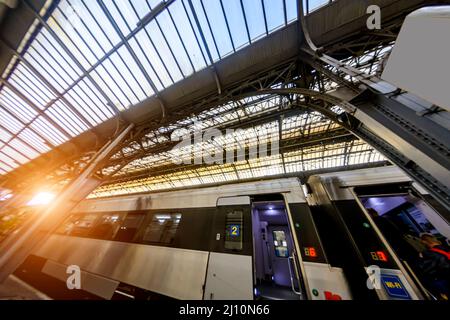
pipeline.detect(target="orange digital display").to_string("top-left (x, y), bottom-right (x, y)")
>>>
top-left (304, 247), bottom-right (317, 258)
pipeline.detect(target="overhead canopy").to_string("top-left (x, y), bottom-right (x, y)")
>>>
top-left (0, 0), bottom-right (431, 198)
top-left (0, 0), bottom-right (318, 174)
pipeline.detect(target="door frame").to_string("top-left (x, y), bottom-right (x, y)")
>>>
top-left (349, 187), bottom-right (426, 300)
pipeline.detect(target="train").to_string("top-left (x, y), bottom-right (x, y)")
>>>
top-left (14, 166), bottom-right (450, 300)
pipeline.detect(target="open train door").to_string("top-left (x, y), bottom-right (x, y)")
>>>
top-left (281, 194), bottom-right (353, 300)
top-left (306, 175), bottom-right (424, 300)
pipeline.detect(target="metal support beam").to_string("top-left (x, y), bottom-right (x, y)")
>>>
top-left (0, 123), bottom-right (134, 283)
top-left (296, 1), bottom-right (450, 211)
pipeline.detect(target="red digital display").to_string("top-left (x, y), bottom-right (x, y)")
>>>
top-left (377, 251), bottom-right (388, 262)
top-left (304, 247), bottom-right (317, 258)
top-left (370, 251), bottom-right (388, 262)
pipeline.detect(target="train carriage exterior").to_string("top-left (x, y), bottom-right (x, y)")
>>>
top-left (15, 167), bottom-right (449, 300)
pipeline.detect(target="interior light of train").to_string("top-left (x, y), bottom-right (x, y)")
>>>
top-left (304, 247), bottom-right (317, 257)
top-left (155, 214), bottom-right (171, 221)
top-left (26, 192), bottom-right (55, 206)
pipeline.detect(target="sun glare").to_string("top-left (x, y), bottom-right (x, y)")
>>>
top-left (27, 192), bottom-right (55, 206)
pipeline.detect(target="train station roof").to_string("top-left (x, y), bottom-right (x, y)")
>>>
top-left (0, 0), bottom-right (425, 198)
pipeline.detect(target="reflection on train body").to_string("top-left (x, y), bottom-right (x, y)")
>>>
top-left (11, 167), bottom-right (450, 301)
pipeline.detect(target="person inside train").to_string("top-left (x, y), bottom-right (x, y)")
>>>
top-left (418, 234), bottom-right (450, 300)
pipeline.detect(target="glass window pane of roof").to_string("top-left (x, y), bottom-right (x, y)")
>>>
top-left (70, 0), bottom-right (120, 51)
top-left (49, 9), bottom-right (96, 68)
top-left (264, 0), bottom-right (285, 32)
top-left (241, 0), bottom-right (266, 41)
top-left (308, 0), bottom-right (330, 12)
top-left (222, 0), bottom-right (249, 49)
top-left (9, 138), bottom-right (40, 159)
top-left (0, 152), bottom-right (19, 170)
top-left (89, 63), bottom-right (129, 111)
top-left (30, 116), bottom-right (68, 144)
top-left (2, 146), bottom-right (29, 164)
top-left (168, 1), bottom-right (207, 71)
top-left (0, 107), bottom-right (25, 134)
top-left (99, 57), bottom-right (137, 105)
top-left (0, 128), bottom-right (11, 143)
top-left (200, 0), bottom-right (234, 57)
top-left (14, 63), bottom-right (57, 100)
top-left (127, 37), bottom-right (164, 90)
top-left (188, 0), bottom-right (220, 61)
top-left (100, 0), bottom-right (137, 36)
top-left (65, 78), bottom-right (114, 124)
top-left (157, 10), bottom-right (194, 76)
top-left (19, 128), bottom-right (52, 154)
top-left (113, 46), bottom-right (154, 102)
top-left (0, 88), bottom-right (38, 123)
top-left (46, 100), bottom-right (90, 136)
top-left (128, 0), bottom-right (151, 17)
top-left (9, 76), bottom-right (49, 111)
top-left (145, 20), bottom-right (183, 81)
top-left (34, 29), bottom-right (80, 84)
top-left (24, 49), bottom-right (68, 93)
top-left (286, 0), bottom-right (297, 22)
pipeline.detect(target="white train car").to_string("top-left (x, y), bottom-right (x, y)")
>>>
top-left (16, 167), bottom-right (449, 300)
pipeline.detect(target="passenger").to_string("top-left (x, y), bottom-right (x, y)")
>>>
top-left (418, 234), bottom-right (450, 300)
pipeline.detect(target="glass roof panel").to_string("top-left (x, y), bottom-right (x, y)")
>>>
top-left (18, 128), bottom-right (52, 154)
top-left (241, 0), bottom-right (267, 41)
top-left (0, 0), bottom-right (384, 179)
top-left (221, 0), bottom-right (249, 49)
top-left (145, 20), bottom-right (184, 81)
top-left (264, 0), bottom-right (285, 32)
top-left (30, 116), bottom-right (68, 143)
top-left (9, 138), bottom-right (40, 159)
top-left (0, 107), bottom-right (25, 134)
top-left (157, 10), bottom-right (195, 76)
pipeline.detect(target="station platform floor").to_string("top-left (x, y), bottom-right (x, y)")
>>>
top-left (0, 275), bottom-right (50, 300)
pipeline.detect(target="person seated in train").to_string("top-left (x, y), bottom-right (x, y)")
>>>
top-left (418, 234), bottom-right (450, 300)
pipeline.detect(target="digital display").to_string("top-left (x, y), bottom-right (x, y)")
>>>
top-left (370, 251), bottom-right (388, 262)
top-left (228, 224), bottom-right (240, 237)
top-left (304, 247), bottom-right (317, 258)
top-left (224, 210), bottom-right (243, 250)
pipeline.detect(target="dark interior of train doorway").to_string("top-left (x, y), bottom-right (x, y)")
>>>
top-left (355, 183), bottom-right (450, 300)
top-left (251, 195), bottom-right (301, 300)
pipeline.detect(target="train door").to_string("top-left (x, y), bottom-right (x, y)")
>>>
top-left (252, 199), bottom-right (301, 300)
top-left (353, 183), bottom-right (450, 300)
top-left (204, 196), bottom-right (254, 300)
top-left (306, 176), bottom-right (423, 300)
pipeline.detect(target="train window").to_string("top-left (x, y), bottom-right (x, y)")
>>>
top-left (224, 210), bottom-right (243, 250)
top-left (90, 212), bottom-right (127, 240)
top-left (68, 213), bottom-right (98, 237)
top-left (114, 213), bottom-right (145, 242)
top-left (55, 213), bottom-right (84, 235)
top-left (272, 230), bottom-right (289, 258)
top-left (141, 213), bottom-right (182, 245)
